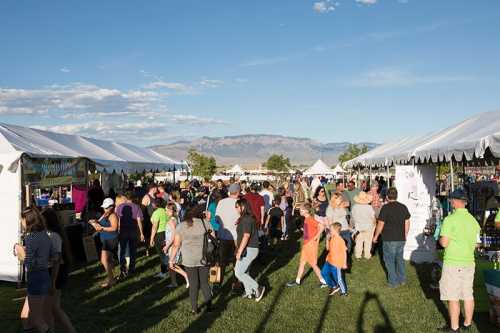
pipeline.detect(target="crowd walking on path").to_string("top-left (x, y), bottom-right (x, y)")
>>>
top-left (13, 174), bottom-right (482, 332)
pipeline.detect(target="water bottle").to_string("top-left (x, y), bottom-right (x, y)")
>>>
top-left (493, 253), bottom-right (500, 270)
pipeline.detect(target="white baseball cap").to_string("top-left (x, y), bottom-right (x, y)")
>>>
top-left (101, 198), bottom-right (115, 209)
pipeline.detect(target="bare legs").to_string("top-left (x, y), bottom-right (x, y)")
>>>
top-left (21, 296), bottom-right (49, 333)
top-left (447, 299), bottom-right (474, 330)
top-left (171, 266), bottom-right (189, 288)
top-left (295, 260), bottom-right (324, 283)
top-left (101, 250), bottom-right (115, 287)
top-left (463, 299), bottom-right (474, 326)
top-left (44, 290), bottom-right (76, 333)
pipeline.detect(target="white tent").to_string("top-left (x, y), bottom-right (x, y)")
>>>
top-left (304, 159), bottom-right (335, 176)
top-left (226, 164), bottom-right (245, 175)
top-left (0, 123), bottom-right (181, 282)
top-left (332, 164), bottom-right (345, 174)
top-left (0, 123), bottom-right (182, 173)
top-left (346, 110), bottom-right (500, 167)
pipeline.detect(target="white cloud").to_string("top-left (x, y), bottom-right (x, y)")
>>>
top-left (33, 121), bottom-right (171, 141)
top-left (143, 80), bottom-right (191, 93)
top-left (355, 0), bottom-right (377, 5)
top-left (170, 114), bottom-right (228, 125)
top-left (199, 79), bottom-right (224, 88)
top-left (313, 1), bottom-right (338, 14)
top-left (32, 114), bottom-right (226, 145)
top-left (349, 68), bottom-right (472, 87)
top-left (60, 67), bottom-right (71, 73)
top-left (0, 83), bottom-right (164, 116)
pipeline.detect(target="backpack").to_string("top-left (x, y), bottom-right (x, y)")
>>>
top-left (200, 218), bottom-right (219, 266)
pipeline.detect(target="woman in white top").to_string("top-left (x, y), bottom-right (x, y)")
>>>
top-left (351, 192), bottom-right (376, 260)
top-left (326, 192), bottom-right (351, 251)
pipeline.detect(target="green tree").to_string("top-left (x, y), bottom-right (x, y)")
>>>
top-left (338, 144), bottom-right (369, 164)
top-left (265, 154), bottom-right (291, 173)
top-left (187, 148), bottom-right (217, 179)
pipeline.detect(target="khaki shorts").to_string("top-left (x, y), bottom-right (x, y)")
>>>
top-left (439, 265), bottom-right (475, 301)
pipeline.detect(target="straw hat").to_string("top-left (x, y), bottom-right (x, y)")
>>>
top-left (179, 181), bottom-right (188, 189)
top-left (353, 191), bottom-right (373, 205)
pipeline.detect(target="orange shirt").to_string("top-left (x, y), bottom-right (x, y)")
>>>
top-left (303, 216), bottom-right (319, 244)
top-left (326, 234), bottom-right (347, 269)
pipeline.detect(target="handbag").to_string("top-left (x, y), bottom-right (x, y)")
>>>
top-left (209, 265), bottom-right (222, 284)
top-left (200, 218), bottom-right (218, 266)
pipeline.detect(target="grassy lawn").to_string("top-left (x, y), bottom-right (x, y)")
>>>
top-left (1, 235), bottom-right (496, 333)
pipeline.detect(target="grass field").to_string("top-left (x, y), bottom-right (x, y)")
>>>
top-left (1, 235), bottom-right (496, 333)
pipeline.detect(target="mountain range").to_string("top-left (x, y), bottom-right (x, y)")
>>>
top-left (150, 135), bottom-right (378, 168)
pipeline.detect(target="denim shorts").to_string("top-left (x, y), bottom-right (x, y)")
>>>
top-left (27, 270), bottom-right (51, 296)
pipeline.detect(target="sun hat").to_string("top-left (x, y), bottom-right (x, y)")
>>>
top-left (353, 191), bottom-right (373, 205)
top-left (101, 198), bottom-right (115, 209)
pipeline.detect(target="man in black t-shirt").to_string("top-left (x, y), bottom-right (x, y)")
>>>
top-left (373, 187), bottom-right (411, 288)
top-left (265, 199), bottom-right (284, 244)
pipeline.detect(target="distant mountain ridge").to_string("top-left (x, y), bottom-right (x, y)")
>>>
top-left (150, 134), bottom-right (378, 167)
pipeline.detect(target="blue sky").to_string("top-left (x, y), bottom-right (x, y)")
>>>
top-left (1, 0), bottom-right (499, 146)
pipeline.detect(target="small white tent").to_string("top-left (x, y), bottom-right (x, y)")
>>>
top-left (226, 164), bottom-right (245, 175)
top-left (304, 159), bottom-right (335, 176)
top-left (332, 164), bottom-right (345, 175)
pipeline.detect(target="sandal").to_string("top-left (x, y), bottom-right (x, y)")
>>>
top-left (100, 280), bottom-right (115, 288)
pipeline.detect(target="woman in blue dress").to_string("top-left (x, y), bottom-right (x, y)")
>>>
top-left (89, 198), bottom-right (118, 288)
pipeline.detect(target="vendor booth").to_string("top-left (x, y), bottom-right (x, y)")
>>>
top-left (0, 123), bottom-right (182, 282)
top-left (346, 110), bottom-right (500, 261)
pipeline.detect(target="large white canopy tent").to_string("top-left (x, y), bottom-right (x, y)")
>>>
top-left (346, 110), bottom-right (500, 168)
top-left (304, 159), bottom-right (336, 176)
top-left (0, 123), bottom-right (182, 282)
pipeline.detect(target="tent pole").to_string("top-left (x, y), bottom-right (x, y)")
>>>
top-left (450, 159), bottom-right (455, 192)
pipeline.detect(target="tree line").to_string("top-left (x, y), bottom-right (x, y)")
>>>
top-left (187, 144), bottom-right (369, 179)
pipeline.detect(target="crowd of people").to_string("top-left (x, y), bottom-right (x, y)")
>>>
top-left (14, 174), bottom-right (482, 333)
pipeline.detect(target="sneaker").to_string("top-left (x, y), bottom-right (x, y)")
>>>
top-left (286, 281), bottom-right (300, 287)
top-left (340, 292), bottom-right (349, 297)
top-left (154, 272), bottom-right (167, 279)
top-left (243, 294), bottom-right (253, 299)
top-left (116, 272), bottom-right (128, 281)
top-left (320, 283), bottom-right (329, 289)
top-left (329, 287), bottom-right (340, 295)
top-left (460, 324), bottom-right (472, 331)
top-left (166, 283), bottom-right (177, 288)
top-left (255, 286), bottom-right (266, 302)
top-left (437, 325), bottom-right (459, 332)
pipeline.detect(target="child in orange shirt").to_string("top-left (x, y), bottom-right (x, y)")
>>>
top-left (287, 203), bottom-right (326, 287)
top-left (321, 222), bottom-right (348, 296)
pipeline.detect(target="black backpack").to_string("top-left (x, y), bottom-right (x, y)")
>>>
top-left (200, 219), bottom-right (219, 266)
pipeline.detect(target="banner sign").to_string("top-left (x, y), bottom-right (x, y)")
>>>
top-left (23, 157), bottom-right (87, 186)
top-left (395, 165), bottom-right (437, 263)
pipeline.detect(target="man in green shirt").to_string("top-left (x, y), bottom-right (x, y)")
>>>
top-left (344, 180), bottom-right (361, 210)
top-left (438, 189), bottom-right (480, 333)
